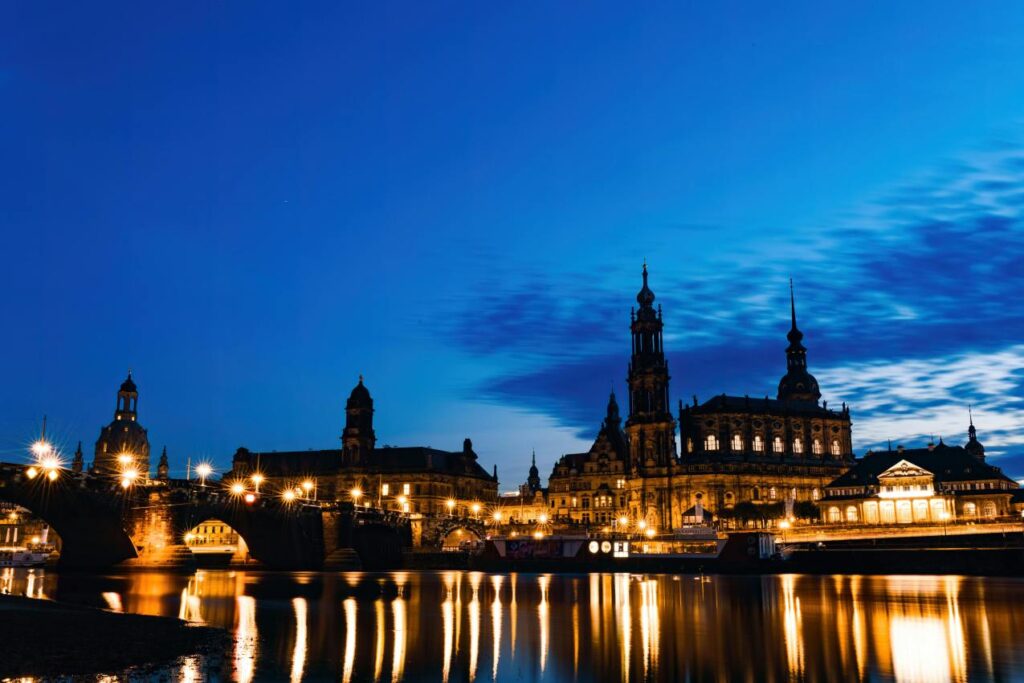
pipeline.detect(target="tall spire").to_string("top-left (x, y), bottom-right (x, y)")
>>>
top-left (777, 279), bottom-right (820, 403)
top-left (787, 278), bottom-right (804, 347)
top-left (965, 405), bottom-right (985, 460)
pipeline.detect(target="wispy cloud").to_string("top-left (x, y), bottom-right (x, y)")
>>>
top-left (445, 143), bottom-right (1024, 473)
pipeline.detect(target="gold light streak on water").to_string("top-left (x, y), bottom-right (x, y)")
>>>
top-left (290, 597), bottom-right (307, 683)
top-left (614, 573), bottom-right (631, 683)
top-left (341, 598), bottom-right (357, 683)
top-left (781, 575), bottom-right (804, 679)
top-left (374, 599), bottom-right (385, 683)
top-left (538, 574), bottom-right (550, 675)
top-left (234, 595), bottom-right (257, 683)
top-left (640, 579), bottom-right (660, 679)
top-left (179, 656), bottom-right (200, 683)
top-left (1, 567), bottom-right (12, 595)
top-left (850, 576), bottom-right (867, 680)
top-left (442, 573), bottom-right (455, 683)
top-left (509, 573), bottom-right (517, 657)
top-left (454, 572), bottom-right (463, 657)
top-left (490, 575), bottom-right (504, 681)
top-left (391, 575), bottom-right (408, 683)
top-left (944, 576), bottom-right (967, 683)
top-left (468, 572), bottom-right (481, 682)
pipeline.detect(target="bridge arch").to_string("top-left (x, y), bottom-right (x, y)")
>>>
top-left (0, 465), bottom-right (137, 569)
top-left (422, 517), bottom-right (487, 549)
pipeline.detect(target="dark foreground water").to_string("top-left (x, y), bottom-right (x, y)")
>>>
top-left (4, 568), bottom-right (1024, 681)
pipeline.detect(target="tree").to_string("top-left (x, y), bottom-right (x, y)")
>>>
top-left (793, 500), bottom-right (820, 521)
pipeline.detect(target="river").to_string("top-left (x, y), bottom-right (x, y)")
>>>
top-left (4, 568), bottom-right (1024, 681)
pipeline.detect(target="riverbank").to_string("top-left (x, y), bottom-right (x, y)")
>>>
top-left (0, 594), bottom-right (229, 679)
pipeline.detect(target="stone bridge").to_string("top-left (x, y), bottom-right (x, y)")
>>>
top-left (415, 515), bottom-right (487, 548)
top-left (0, 463), bottom-right (411, 571)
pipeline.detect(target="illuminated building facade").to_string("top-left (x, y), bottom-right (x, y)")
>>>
top-left (230, 378), bottom-right (499, 514)
top-left (821, 428), bottom-right (1018, 524)
top-left (547, 268), bottom-right (855, 531)
top-left (93, 371), bottom-right (151, 478)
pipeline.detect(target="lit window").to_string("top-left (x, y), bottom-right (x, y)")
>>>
top-left (403, 483), bottom-right (410, 495)
top-left (793, 438), bottom-right (803, 454)
top-left (831, 440), bottom-right (841, 456)
top-left (773, 437), bottom-right (783, 453)
top-left (382, 484), bottom-right (389, 496)
top-left (686, 439), bottom-right (694, 453)
top-left (705, 434), bottom-right (719, 451)
top-left (731, 434), bottom-right (743, 451)
top-left (812, 439), bottom-right (822, 455)
top-left (769, 487), bottom-right (777, 500)
top-left (616, 479), bottom-right (625, 489)
top-left (812, 488), bottom-right (820, 501)
top-left (753, 435), bottom-right (764, 452)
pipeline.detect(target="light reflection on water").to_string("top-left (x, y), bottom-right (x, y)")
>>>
top-left (5, 569), bottom-right (1024, 681)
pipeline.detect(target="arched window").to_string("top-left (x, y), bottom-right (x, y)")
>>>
top-left (963, 502), bottom-right (977, 517)
top-left (831, 440), bottom-right (841, 455)
top-left (753, 435), bottom-right (764, 452)
top-left (793, 438), bottom-right (803, 454)
top-left (769, 487), bottom-right (778, 500)
top-left (828, 507), bottom-right (841, 523)
top-left (731, 434), bottom-right (743, 451)
top-left (983, 501), bottom-right (997, 518)
top-left (773, 436), bottom-right (784, 453)
top-left (752, 487), bottom-right (760, 501)
top-left (812, 488), bottom-right (820, 501)
top-left (705, 434), bottom-right (719, 451)
top-left (812, 439), bottom-right (822, 455)
top-left (846, 506), bottom-right (859, 523)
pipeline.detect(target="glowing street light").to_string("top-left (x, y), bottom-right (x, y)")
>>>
top-left (446, 499), bottom-right (456, 516)
top-left (538, 513), bottom-right (549, 524)
top-left (779, 519), bottom-right (791, 544)
top-left (229, 482), bottom-right (245, 496)
top-left (645, 527), bottom-right (656, 539)
top-left (31, 440), bottom-right (51, 458)
top-left (251, 473), bottom-right (265, 493)
top-left (282, 489), bottom-right (297, 503)
top-left (350, 488), bottom-right (363, 505)
top-left (184, 532), bottom-right (195, 543)
top-left (492, 510), bottom-right (503, 523)
top-left (533, 530), bottom-right (544, 539)
top-left (120, 468), bottom-right (139, 489)
top-left (637, 519), bottom-right (647, 531)
top-left (25, 467), bottom-right (38, 480)
top-left (244, 492), bottom-right (256, 504)
top-left (195, 463), bottom-right (213, 487)
top-left (471, 502), bottom-right (481, 518)
top-left (47, 469), bottom-right (58, 481)
top-left (618, 516), bottom-right (629, 528)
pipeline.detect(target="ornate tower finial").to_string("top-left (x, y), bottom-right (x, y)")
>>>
top-left (790, 277), bottom-right (797, 330)
top-left (777, 279), bottom-right (820, 403)
top-left (966, 405), bottom-right (985, 460)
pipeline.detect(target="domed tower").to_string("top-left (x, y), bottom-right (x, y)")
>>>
top-left (93, 371), bottom-right (151, 478)
top-left (965, 407), bottom-right (986, 461)
top-left (342, 376), bottom-right (376, 465)
top-left (625, 264), bottom-right (677, 470)
top-left (777, 281), bottom-right (822, 404)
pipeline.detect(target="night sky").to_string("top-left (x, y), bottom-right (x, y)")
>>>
top-left (3, 3), bottom-right (1024, 483)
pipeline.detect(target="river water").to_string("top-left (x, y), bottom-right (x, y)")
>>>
top-left (5, 568), bottom-right (1024, 681)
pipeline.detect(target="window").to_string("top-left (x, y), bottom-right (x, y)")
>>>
top-left (686, 438), bottom-right (694, 453)
top-left (828, 507), bottom-right (841, 523)
top-left (831, 440), bottom-right (841, 456)
top-left (753, 435), bottom-right (764, 452)
top-left (812, 439), bottom-right (822, 455)
top-left (769, 487), bottom-right (778, 500)
top-left (793, 438), bottom-right (803, 454)
top-left (402, 483), bottom-right (410, 495)
top-left (705, 434), bottom-right (719, 451)
top-left (381, 484), bottom-right (389, 496)
top-left (963, 502), bottom-right (977, 517)
top-left (773, 436), bottom-right (783, 453)
top-left (731, 434), bottom-right (743, 451)
top-left (812, 488), bottom-right (820, 501)
top-left (753, 487), bottom-right (760, 501)
top-left (846, 506), bottom-right (859, 523)
top-left (616, 479), bottom-right (626, 489)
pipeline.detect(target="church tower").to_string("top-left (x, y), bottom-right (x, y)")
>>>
top-left (625, 264), bottom-right (677, 471)
top-left (777, 280), bottom-right (822, 403)
top-left (965, 407), bottom-right (986, 461)
top-left (93, 371), bottom-right (151, 477)
top-left (527, 451), bottom-right (541, 493)
top-left (342, 376), bottom-right (376, 465)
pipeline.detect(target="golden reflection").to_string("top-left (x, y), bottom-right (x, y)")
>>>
top-left (1, 567), bottom-right (12, 594)
top-left (391, 590), bottom-right (407, 683)
top-left (374, 598), bottom-right (385, 683)
top-left (614, 573), bottom-right (631, 683)
top-left (509, 573), bottom-right (518, 657)
top-left (538, 574), bottom-right (550, 674)
top-left (442, 573), bottom-right (455, 683)
top-left (468, 572), bottom-right (481, 682)
top-left (179, 655), bottom-right (200, 683)
top-left (850, 576), bottom-right (867, 680)
top-left (341, 598), bottom-right (357, 683)
top-left (234, 595), bottom-right (257, 683)
top-left (491, 575), bottom-right (504, 681)
top-left (178, 574), bottom-right (204, 623)
top-left (781, 574), bottom-right (804, 679)
top-left (944, 576), bottom-right (967, 683)
top-left (290, 597), bottom-right (307, 683)
top-left (639, 579), bottom-right (660, 678)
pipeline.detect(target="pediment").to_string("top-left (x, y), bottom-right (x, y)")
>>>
top-left (878, 459), bottom-right (933, 480)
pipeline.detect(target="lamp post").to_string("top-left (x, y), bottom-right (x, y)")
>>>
top-left (251, 473), bottom-right (264, 494)
top-left (779, 519), bottom-right (791, 545)
top-left (940, 511), bottom-right (951, 537)
top-left (351, 487), bottom-right (363, 507)
top-left (446, 499), bottom-right (456, 517)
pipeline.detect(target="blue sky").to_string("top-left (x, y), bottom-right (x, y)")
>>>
top-left (2, 2), bottom-right (1024, 483)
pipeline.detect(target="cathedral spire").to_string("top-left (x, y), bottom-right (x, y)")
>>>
top-left (965, 405), bottom-right (985, 461)
top-left (777, 280), bottom-right (821, 403)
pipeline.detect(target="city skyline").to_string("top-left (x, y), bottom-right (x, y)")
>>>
top-left (4, 3), bottom-right (1024, 479)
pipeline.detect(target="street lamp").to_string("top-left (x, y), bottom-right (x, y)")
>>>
top-left (117, 453), bottom-right (134, 468)
top-left (25, 467), bottom-right (38, 480)
top-left (121, 468), bottom-right (139, 489)
top-left (940, 511), bottom-right (951, 537)
top-left (229, 482), bottom-right (245, 496)
top-left (446, 499), bottom-right (456, 516)
top-left (251, 473), bottom-right (264, 494)
top-left (779, 519), bottom-right (791, 544)
top-left (282, 489), bottom-right (296, 503)
top-left (492, 510), bottom-right (502, 524)
top-left (471, 503), bottom-right (481, 518)
top-left (539, 513), bottom-right (549, 525)
top-left (350, 488), bottom-right (363, 506)
top-left (398, 495), bottom-right (409, 513)
top-left (302, 480), bottom-right (314, 500)
top-left (195, 463), bottom-right (213, 487)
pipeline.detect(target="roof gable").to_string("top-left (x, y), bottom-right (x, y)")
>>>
top-left (878, 459), bottom-right (934, 480)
